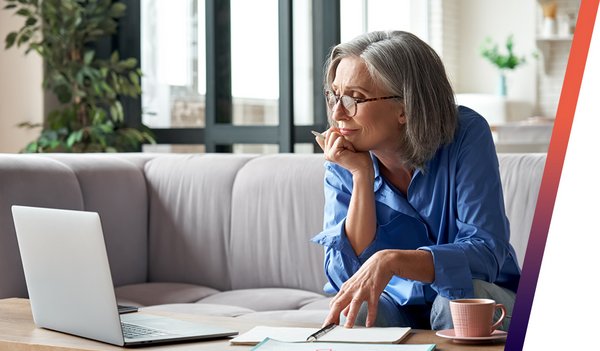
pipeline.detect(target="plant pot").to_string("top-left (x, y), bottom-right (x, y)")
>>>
top-left (498, 72), bottom-right (507, 97)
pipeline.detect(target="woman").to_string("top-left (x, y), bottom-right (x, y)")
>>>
top-left (311, 31), bottom-right (520, 330)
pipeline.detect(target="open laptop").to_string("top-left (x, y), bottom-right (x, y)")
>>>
top-left (11, 205), bottom-right (238, 347)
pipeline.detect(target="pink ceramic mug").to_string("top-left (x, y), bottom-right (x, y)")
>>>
top-left (449, 298), bottom-right (506, 337)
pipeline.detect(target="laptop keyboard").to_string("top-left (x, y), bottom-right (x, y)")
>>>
top-left (121, 322), bottom-right (174, 339)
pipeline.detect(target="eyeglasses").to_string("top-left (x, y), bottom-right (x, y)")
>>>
top-left (325, 90), bottom-right (401, 117)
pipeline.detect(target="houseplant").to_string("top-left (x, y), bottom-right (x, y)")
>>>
top-left (480, 35), bottom-right (528, 96)
top-left (3, 0), bottom-right (154, 152)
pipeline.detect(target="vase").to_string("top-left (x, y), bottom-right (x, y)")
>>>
top-left (498, 72), bottom-right (507, 97)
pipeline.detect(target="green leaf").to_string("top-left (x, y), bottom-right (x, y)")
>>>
top-left (109, 2), bottom-right (126, 18)
top-left (17, 31), bottom-right (32, 47)
top-left (143, 131), bottom-right (156, 144)
top-left (25, 17), bottom-right (37, 26)
top-left (67, 129), bottom-right (83, 147)
top-left (15, 8), bottom-right (31, 17)
top-left (110, 101), bottom-right (124, 122)
top-left (83, 50), bottom-right (95, 65)
top-left (5, 31), bottom-right (18, 49)
top-left (24, 142), bottom-right (39, 153)
top-left (99, 123), bottom-right (113, 133)
top-left (16, 121), bottom-right (42, 128)
top-left (100, 81), bottom-right (114, 95)
top-left (54, 84), bottom-right (72, 104)
top-left (3, 4), bottom-right (17, 10)
top-left (122, 57), bottom-right (137, 69)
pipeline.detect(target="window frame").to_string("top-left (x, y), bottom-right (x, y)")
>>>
top-left (117, 0), bottom-right (340, 152)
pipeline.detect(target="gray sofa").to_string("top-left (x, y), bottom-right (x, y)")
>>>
top-left (0, 152), bottom-right (546, 324)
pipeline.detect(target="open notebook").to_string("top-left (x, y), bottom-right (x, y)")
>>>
top-left (251, 338), bottom-right (435, 351)
top-left (230, 326), bottom-right (411, 346)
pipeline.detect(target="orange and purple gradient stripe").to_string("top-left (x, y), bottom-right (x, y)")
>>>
top-left (506, 1), bottom-right (600, 349)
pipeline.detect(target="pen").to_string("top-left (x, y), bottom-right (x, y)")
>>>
top-left (306, 323), bottom-right (336, 342)
top-left (310, 130), bottom-right (325, 141)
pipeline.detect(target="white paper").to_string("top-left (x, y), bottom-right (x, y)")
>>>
top-left (231, 325), bottom-right (411, 345)
top-left (250, 338), bottom-right (435, 351)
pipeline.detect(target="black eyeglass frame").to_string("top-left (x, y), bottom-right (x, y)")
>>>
top-left (324, 90), bottom-right (401, 117)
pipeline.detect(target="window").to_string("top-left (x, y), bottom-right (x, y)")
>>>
top-left (123, 0), bottom-right (425, 153)
top-left (340, 0), bottom-right (429, 43)
top-left (141, 0), bottom-right (205, 129)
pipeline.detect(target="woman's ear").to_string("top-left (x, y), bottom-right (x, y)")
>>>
top-left (397, 104), bottom-right (407, 124)
top-left (398, 113), bottom-right (407, 125)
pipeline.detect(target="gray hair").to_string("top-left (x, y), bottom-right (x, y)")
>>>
top-left (324, 31), bottom-right (457, 170)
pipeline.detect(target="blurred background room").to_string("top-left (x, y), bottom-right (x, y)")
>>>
top-left (0, 0), bottom-right (579, 154)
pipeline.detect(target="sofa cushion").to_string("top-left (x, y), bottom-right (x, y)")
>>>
top-left (229, 154), bottom-right (327, 294)
top-left (115, 282), bottom-right (219, 306)
top-left (198, 288), bottom-right (325, 311)
top-left (299, 297), bottom-right (333, 310)
top-left (141, 303), bottom-right (255, 317)
top-left (145, 154), bottom-right (255, 291)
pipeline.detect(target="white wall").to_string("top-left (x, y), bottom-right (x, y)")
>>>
top-left (0, 0), bottom-right (44, 153)
top-left (455, 0), bottom-right (538, 120)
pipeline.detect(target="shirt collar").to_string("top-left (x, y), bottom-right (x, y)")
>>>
top-left (370, 152), bottom-right (424, 193)
top-left (370, 152), bottom-right (384, 192)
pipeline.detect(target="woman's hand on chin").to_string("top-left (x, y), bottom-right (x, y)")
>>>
top-left (316, 128), bottom-right (373, 176)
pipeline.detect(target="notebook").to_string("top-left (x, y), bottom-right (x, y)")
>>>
top-left (251, 338), bottom-right (435, 351)
top-left (230, 325), bottom-right (412, 345)
top-left (11, 205), bottom-right (238, 347)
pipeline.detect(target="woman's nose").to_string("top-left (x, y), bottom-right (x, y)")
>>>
top-left (331, 101), bottom-right (350, 121)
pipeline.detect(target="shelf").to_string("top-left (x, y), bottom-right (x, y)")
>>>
top-left (536, 37), bottom-right (573, 74)
top-left (536, 35), bottom-right (573, 41)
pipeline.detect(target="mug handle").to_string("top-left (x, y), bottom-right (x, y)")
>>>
top-left (490, 303), bottom-right (507, 333)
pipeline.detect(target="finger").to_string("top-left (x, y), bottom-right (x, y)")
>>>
top-left (344, 299), bottom-right (363, 328)
top-left (326, 297), bottom-right (349, 327)
top-left (365, 297), bottom-right (380, 328)
top-left (342, 138), bottom-right (356, 152)
top-left (332, 136), bottom-right (347, 156)
top-left (342, 305), bottom-right (350, 317)
top-left (325, 135), bottom-right (345, 161)
top-left (322, 310), bottom-right (340, 327)
top-left (326, 131), bottom-right (340, 151)
top-left (315, 134), bottom-right (325, 150)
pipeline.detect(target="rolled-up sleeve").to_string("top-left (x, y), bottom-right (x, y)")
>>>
top-left (419, 117), bottom-right (512, 299)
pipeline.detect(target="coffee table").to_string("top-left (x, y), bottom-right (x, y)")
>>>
top-left (0, 298), bottom-right (505, 350)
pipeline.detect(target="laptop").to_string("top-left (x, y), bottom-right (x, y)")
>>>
top-left (11, 205), bottom-right (238, 347)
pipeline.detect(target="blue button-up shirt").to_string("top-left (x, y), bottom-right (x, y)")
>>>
top-left (311, 106), bottom-right (521, 306)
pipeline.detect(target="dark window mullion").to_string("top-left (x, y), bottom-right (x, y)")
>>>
top-left (206, 0), bottom-right (233, 152)
top-left (278, 0), bottom-right (294, 152)
top-left (312, 0), bottom-right (340, 152)
top-left (151, 128), bottom-right (205, 144)
top-left (117, 0), bottom-right (142, 132)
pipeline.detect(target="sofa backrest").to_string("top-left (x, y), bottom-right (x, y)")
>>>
top-left (497, 153), bottom-right (546, 268)
top-left (144, 154), bottom-right (255, 291)
top-left (228, 154), bottom-right (327, 293)
top-left (0, 152), bottom-right (546, 299)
